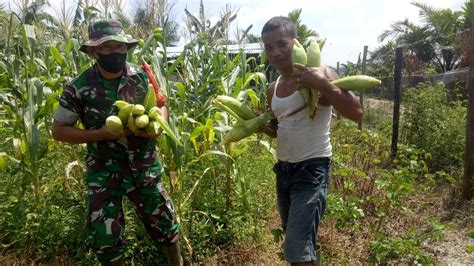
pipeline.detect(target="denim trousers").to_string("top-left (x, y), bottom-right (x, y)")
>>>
top-left (273, 157), bottom-right (330, 263)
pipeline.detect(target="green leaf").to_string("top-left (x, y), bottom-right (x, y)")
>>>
top-left (271, 228), bottom-right (284, 242)
top-left (465, 245), bottom-right (474, 254)
top-left (22, 24), bottom-right (36, 50)
top-left (50, 45), bottom-right (65, 67)
top-left (152, 113), bottom-right (182, 146)
top-left (467, 231), bottom-right (474, 239)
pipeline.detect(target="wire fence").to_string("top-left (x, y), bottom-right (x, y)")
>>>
top-left (363, 68), bottom-right (469, 101)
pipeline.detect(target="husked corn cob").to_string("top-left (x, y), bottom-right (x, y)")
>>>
top-left (114, 100), bottom-right (130, 109)
top-left (106, 115), bottom-right (123, 132)
top-left (223, 112), bottom-right (271, 143)
top-left (331, 75), bottom-right (382, 91)
top-left (117, 103), bottom-right (133, 124)
top-left (127, 115), bottom-right (138, 133)
top-left (214, 95), bottom-right (256, 120)
top-left (135, 114), bottom-right (149, 128)
top-left (132, 104), bottom-right (146, 115)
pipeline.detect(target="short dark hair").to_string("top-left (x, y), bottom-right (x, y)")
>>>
top-left (261, 16), bottom-right (297, 38)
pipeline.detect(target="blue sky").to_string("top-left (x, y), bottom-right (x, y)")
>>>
top-left (1, 0), bottom-right (466, 67)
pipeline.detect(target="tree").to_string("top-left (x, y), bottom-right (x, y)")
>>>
top-left (131, 0), bottom-right (180, 45)
top-left (412, 2), bottom-right (465, 72)
top-left (368, 41), bottom-right (396, 77)
top-left (287, 8), bottom-right (318, 43)
top-left (14, 0), bottom-right (55, 25)
top-left (184, 0), bottom-right (238, 45)
top-left (378, 3), bottom-right (467, 73)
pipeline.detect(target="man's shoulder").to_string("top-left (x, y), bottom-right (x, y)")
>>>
top-left (66, 66), bottom-right (97, 89)
top-left (126, 63), bottom-right (148, 79)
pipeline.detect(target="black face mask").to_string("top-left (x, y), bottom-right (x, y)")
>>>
top-left (96, 52), bottom-right (127, 73)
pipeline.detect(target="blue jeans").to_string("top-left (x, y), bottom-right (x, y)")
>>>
top-left (273, 157), bottom-right (330, 263)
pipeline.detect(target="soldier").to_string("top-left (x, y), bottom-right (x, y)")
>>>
top-left (52, 19), bottom-right (181, 266)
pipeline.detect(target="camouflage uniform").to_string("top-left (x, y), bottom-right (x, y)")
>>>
top-left (54, 20), bottom-right (179, 263)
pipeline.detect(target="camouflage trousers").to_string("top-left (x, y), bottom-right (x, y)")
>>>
top-left (85, 156), bottom-right (180, 262)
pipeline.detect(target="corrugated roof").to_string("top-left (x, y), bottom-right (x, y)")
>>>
top-left (161, 42), bottom-right (263, 58)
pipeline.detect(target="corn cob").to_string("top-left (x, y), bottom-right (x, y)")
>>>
top-left (148, 106), bottom-right (161, 118)
top-left (213, 95), bottom-right (256, 120)
top-left (127, 115), bottom-right (138, 133)
top-left (148, 110), bottom-right (183, 146)
top-left (223, 112), bottom-right (271, 143)
top-left (106, 115), bottom-right (123, 132)
top-left (331, 75), bottom-right (382, 91)
top-left (318, 38), bottom-right (327, 52)
top-left (291, 39), bottom-right (307, 68)
top-left (114, 100), bottom-right (130, 109)
top-left (304, 40), bottom-right (322, 119)
top-left (143, 84), bottom-right (157, 111)
top-left (117, 103), bottom-right (133, 125)
top-left (145, 121), bottom-right (160, 134)
top-left (132, 104), bottom-right (146, 115)
top-left (135, 114), bottom-right (149, 128)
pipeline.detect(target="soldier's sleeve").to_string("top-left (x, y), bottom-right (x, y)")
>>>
top-left (54, 84), bottom-right (82, 125)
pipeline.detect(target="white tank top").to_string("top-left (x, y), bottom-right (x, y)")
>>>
top-left (271, 76), bottom-right (332, 163)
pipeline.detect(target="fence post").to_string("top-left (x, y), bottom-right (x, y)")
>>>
top-left (463, 7), bottom-right (474, 200)
top-left (391, 47), bottom-right (403, 159)
top-left (336, 61), bottom-right (340, 76)
top-left (358, 46), bottom-right (368, 130)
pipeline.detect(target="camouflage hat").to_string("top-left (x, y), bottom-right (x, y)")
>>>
top-left (79, 19), bottom-right (138, 53)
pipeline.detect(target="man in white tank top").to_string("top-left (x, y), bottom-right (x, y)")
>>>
top-left (261, 17), bottom-right (362, 265)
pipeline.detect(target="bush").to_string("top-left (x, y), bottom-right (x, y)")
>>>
top-left (401, 83), bottom-right (466, 172)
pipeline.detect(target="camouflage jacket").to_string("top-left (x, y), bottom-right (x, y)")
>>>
top-left (55, 62), bottom-right (160, 171)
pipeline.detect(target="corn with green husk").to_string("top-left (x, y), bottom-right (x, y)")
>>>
top-left (318, 38), bottom-right (327, 51)
top-left (331, 75), bottom-right (382, 91)
top-left (148, 109), bottom-right (183, 146)
top-left (223, 112), bottom-right (272, 144)
top-left (304, 40), bottom-right (322, 119)
top-left (143, 84), bottom-right (157, 110)
top-left (213, 95), bottom-right (256, 120)
top-left (291, 38), bottom-right (307, 67)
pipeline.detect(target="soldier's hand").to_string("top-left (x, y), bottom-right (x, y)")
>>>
top-left (97, 125), bottom-right (128, 140)
top-left (134, 128), bottom-right (162, 139)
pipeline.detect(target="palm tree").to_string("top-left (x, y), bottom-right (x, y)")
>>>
top-left (287, 9), bottom-right (318, 43)
top-left (368, 41), bottom-right (396, 77)
top-left (340, 53), bottom-right (361, 76)
top-left (412, 2), bottom-right (464, 72)
top-left (379, 3), bottom-right (466, 73)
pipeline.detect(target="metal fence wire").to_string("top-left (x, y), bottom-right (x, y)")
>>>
top-left (363, 68), bottom-right (469, 101)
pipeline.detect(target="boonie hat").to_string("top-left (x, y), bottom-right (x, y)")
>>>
top-left (79, 19), bottom-right (138, 53)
